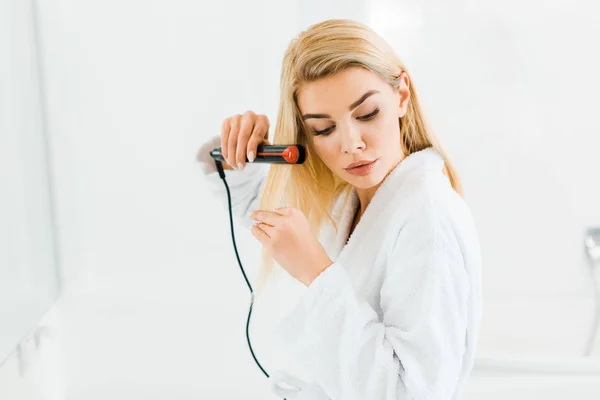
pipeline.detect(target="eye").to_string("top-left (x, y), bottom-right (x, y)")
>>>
top-left (358, 108), bottom-right (380, 121)
top-left (312, 108), bottom-right (380, 136)
top-left (313, 126), bottom-right (334, 136)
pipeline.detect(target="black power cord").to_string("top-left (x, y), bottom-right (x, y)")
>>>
top-left (214, 160), bottom-right (286, 399)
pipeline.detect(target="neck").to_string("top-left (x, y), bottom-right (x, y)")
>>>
top-left (354, 186), bottom-right (377, 218)
top-left (353, 154), bottom-right (405, 218)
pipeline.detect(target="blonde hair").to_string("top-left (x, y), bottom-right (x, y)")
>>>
top-left (254, 18), bottom-right (463, 294)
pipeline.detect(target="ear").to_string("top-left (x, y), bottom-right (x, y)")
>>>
top-left (396, 72), bottom-right (411, 118)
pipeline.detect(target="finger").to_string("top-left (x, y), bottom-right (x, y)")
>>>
top-left (221, 118), bottom-right (231, 164)
top-left (257, 113), bottom-right (270, 139)
top-left (246, 115), bottom-right (270, 162)
top-left (274, 206), bottom-right (293, 216)
top-left (236, 111), bottom-right (255, 169)
top-left (252, 210), bottom-right (283, 226)
top-left (228, 114), bottom-right (241, 168)
top-left (256, 222), bottom-right (275, 238)
top-left (250, 224), bottom-right (270, 244)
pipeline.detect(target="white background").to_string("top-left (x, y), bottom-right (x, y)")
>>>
top-left (0, 0), bottom-right (59, 375)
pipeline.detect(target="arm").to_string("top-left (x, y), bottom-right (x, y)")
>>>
top-left (198, 135), bottom-right (268, 229)
top-left (274, 201), bottom-right (470, 400)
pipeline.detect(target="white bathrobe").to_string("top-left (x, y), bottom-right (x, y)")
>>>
top-left (200, 137), bottom-right (482, 400)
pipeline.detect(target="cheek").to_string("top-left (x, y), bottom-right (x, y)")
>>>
top-left (312, 140), bottom-right (333, 160)
top-left (312, 139), bottom-right (340, 169)
top-left (377, 115), bottom-right (402, 143)
top-left (361, 116), bottom-right (398, 147)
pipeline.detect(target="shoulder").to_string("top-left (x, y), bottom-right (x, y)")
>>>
top-left (393, 168), bottom-right (461, 223)
top-left (390, 169), bottom-right (479, 258)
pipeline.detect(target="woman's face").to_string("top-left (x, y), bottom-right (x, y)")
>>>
top-left (297, 67), bottom-right (410, 189)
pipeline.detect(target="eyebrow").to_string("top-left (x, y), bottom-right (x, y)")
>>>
top-left (301, 89), bottom-right (380, 120)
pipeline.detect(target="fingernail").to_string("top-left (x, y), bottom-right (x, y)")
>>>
top-left (238, 162), bottom-right (244, 171)
top-left (248, 151), bottom-right (255, 163)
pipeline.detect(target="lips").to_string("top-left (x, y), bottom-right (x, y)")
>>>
top-left (345, 160), bottom-right (375, 170)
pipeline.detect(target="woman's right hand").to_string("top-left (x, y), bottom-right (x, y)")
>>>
top-left (221, 111), bottom-right (271, 171)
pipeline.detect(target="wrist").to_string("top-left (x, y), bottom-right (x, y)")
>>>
top-left (304, 256), bottom-right (333, 287)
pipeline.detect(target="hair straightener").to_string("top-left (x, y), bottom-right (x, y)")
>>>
top-left (210, 144), bottom-right (307, 165)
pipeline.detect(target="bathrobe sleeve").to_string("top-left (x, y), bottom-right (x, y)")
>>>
top-left (199, 134), bottom-right (268, 229)
top-left (274, 199), bottom-right (471, 400)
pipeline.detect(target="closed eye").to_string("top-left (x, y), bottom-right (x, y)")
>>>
top-left (358, 108), bottom-right (380, 121)
top-left (313, 108), bottom-right (380, 136)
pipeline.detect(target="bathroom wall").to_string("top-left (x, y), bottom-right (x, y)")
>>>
top-left (0, 0), bottom-right (61, 395)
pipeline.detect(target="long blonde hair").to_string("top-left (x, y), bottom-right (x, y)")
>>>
top-left (254, 19), bottom-right (463, 294)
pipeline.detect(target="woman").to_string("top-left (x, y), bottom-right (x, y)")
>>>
top-left (199, 18), bottom-right (482, 400)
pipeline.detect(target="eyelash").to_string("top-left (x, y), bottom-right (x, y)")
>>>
top-left (313, 108), bottom-right (380, 136)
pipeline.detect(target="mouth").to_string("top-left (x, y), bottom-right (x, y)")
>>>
top-left (344, 159), bottom-right (379, 176)
top-left (345, 159), bottom-right (376, 170)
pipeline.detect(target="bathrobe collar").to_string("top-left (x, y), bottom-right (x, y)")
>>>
top-left (330, 147), bottom-right (445, 261)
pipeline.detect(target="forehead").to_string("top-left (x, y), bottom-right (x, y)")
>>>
top-left (296, 67), bottom-right (387, 112)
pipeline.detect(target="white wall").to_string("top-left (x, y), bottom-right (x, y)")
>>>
top-left (0, 0), bottom-right (61, 395)
top-left (3, 0), bottom-right (600, 398)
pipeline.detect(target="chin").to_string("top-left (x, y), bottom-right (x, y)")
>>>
top-left (350, 176), bottom-right (382, 189)
top-left (344, 169), bottom-right (385, 189)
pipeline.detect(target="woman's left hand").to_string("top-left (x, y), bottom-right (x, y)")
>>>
top-left (250, 207), bottom-right (333, 286)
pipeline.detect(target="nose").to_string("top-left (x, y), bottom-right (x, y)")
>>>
top-left (340, 123), bottom-right (365, 154)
